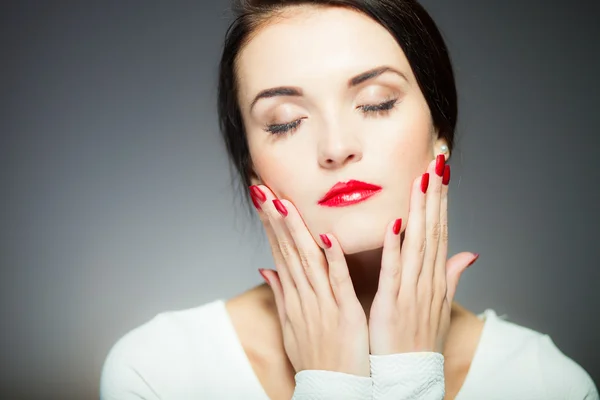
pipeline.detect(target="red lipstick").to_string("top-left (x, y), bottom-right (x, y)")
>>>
top-left (318, 180), bottom-right (382, 207)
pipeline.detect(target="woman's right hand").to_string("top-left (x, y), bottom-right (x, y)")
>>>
top-left (250, 184), bottom-right (370, 377)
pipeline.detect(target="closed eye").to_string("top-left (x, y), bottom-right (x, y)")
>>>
top-left (358, 98), bottom-right (398, 116)
top-left (264, 98), bottom-right (398, 135)
top-left (264, 118), bottom-right (304, 135)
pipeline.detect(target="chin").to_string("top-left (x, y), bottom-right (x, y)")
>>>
top-left (326, 211), bottom-right (391, 255)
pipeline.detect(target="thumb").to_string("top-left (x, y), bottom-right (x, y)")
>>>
top-left (446, 252), bottom-right (479, 302)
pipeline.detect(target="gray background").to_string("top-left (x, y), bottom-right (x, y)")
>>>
top-left (1, 1), bottom-right (599, 398)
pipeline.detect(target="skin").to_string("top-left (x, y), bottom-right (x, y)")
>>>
top-left (238, 5), bottom-right (435, 256)
top-left (227, 5), bottom-right (484, 399)
top-left (227, 287), bottom-right (484, 399)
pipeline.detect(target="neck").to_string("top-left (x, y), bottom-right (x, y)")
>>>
top-left (344, 248), bottom-right (477, 359)
top-left (254, 246), bottom-right (478, 360)
top-left (345, 247), bottom-right (384, 320)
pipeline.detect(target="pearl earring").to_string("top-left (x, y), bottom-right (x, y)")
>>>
top-left (440, 144), bottom-right (448, 153)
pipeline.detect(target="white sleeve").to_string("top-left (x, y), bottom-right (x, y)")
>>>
top-left (292, 370), bottom-right (373, 399)
top-left (370, 352), bottom-right (445, 399)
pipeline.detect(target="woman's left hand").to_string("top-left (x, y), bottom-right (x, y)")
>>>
top-left (368, 155), bottom-right (479, 355)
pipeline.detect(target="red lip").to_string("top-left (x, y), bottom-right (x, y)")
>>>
top-left (318, 180), bottom-right (382, 207)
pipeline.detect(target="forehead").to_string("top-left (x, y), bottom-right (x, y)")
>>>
top-left (236, 6), bottom-right (414, 103)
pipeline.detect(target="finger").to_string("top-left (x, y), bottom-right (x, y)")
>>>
top-left (378, 218), bottom-right (403, 299)
top-left (261, 269), bottom-right (287, 328)
top-left (419, 156), bottom-right (444, 287)
top-left (258, 186), bottom-right (314, 300)
top-left (446, 252), bottom-right (479, 302)
top-left (432, 163), bottom-right (450, 307)
top-left (278, 198), bottom-right (337, 307)
top-left (250, 185), bottom-right (298, 299)
top-left (399, 172), bottom-right (428, 290)
top-left (321, 233), bottom-right (360, 310)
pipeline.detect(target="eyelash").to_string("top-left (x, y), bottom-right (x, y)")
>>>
top-left (264, 98), bottom-right (398, 135)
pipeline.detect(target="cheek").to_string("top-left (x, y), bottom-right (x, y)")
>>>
top-left (251, 148), bottom-right (311, 201)
top-left (374, 107), bottom-right (434, 176)
top-left (247, 124), bottom-right (321, 217)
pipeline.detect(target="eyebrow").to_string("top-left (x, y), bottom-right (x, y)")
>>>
top-left (249, 65), bottom-right (406, 112)
top-left (349, 66), bottom-right (406, 87)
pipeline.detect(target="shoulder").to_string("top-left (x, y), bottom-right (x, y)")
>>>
top-left (100, 299), bottom-right (235, 399)
top-left (535, 335), bottom-right (598, 399)
top-left (470, 310), bottom-right (598, 399)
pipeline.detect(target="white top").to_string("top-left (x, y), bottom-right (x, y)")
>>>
top-left (100, 299), bottom-right (598, 399)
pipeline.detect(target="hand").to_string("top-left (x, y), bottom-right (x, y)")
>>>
top-left (368, 155), bottom-right (478, 355)
top-left (250, 185), bottom-right (370, 377)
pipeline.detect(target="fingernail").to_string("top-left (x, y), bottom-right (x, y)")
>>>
top-left (258, 268), bottom-right (270, 286)
top-left (273, 199), bottom-right (288, 216)
top-left (250, 195), bottom-right (261, 210)
top-left (250, 185), bottom-right (267, 203)
top-left (421, 173), bottom-right (430, 193)
top-left (435, 154), bottom-right (445, 177)
top-left (392, 218), bottom-right (402, 235)
top-left (467, 253), bottom-right (480, 267)
top-left (442, 165), bottom-right (451, 186)
top-left (320, 234), bottom-right (332, 248)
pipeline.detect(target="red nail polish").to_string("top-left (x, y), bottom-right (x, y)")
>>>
top-left (320, 234), bottom-right (332, 248)
top-left (250, 185), bottom-right (267, 203)
top-left (435, 154), bottom-right (445, 177)
top-left (392, 218), bottom-right (402, 235)
top-left (258, 268), bottom-right (270, 286)
top-left (467, 253), bottom-right (480, 267)
top-left (421, 173), bottom-right (430, 193)
top-left (251, 194), bottom-right (261, 210)
top-left (273, 199), bottom-right (288, 216)
top-left (442, 165), bottom-right (451, 185)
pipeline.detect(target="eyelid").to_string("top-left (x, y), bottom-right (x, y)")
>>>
top-left (354, 83), bottom-right (402, 102)
top-left (262, 91), bottom-right (400, 135)
top-left (264, 117), bottom-right (304, 134)
top-left (264, 97), bottom-right (398, 135)
top-left (260, 102), bottom-right (304, 124)
top-left (357, 98), bottom-right (398, 112)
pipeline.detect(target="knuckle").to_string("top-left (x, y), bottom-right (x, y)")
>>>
top-left (330, 268), bottom-right (351, 288)
top-left (430, 222), bottom-right (441, 242)
top-left (440, 223), bottom-right (449, 244)
top-left (383, 263), bottom-right (401, 280)
top-left (298, 248), bottom-right (320, 271)
top-left (278, 239), bottom-right (296, 259)
top-left (418, 238), bottom-right (427, 256)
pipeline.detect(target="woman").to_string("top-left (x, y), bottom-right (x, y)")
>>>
top-left (100, 0), bottom-right (598, 399)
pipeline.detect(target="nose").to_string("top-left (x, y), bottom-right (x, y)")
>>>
top-left (317, 127), bottom-right (363, 169)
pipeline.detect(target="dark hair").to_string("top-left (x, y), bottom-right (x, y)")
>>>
top-left (218, 0), bottom-right (457, 210)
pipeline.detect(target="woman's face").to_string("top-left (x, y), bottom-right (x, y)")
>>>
top-left (236, 5), bottom-right (447, 254)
